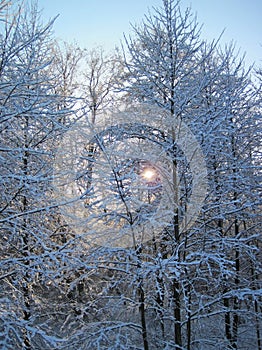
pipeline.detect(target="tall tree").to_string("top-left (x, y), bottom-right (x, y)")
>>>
top-left (122, 1), bottom-right (209, 348)
top-left (0, 2), bottom-right (76, 348)
top-left (187, 44), bottom-right (262, 349)
top-left (121, 0), bottom-right (261, 349)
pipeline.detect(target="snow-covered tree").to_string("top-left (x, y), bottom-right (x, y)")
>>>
top-left (114, 0), bottom-right (262, 349)
top-left (185, 44), bottom-right (262, 349)
top-left (80, 47), bottom-right (124, 124)
top-left (51, 40), bottom-right (85, 112)
top-left (0, 2), bottom-right (77, 348)
top-left (120, 1), bottom-right (211, 348)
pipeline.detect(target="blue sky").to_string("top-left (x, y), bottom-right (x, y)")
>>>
top-left (38, 0), bottom-right (261, 68)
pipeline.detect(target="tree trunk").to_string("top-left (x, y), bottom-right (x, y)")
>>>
top-left (156, 274), bottom-right (165, 339)
top-left (255, 297), bottom-right (262, 350)
top-left (232, 244), bottom-right (240, 349)
top-left (22, 146), bottom-right (31, 350)
top-left (173, 277), bottom-right (182, 350)
top-left (22, 279), bottom-right (31, 350)
top-left (250, 253), bottom-right (262, 350)
top-left (171, 123), bottom-right (182, 349)
top-left (138, 281), bottom-right (149, 350)
top-left (186, 286), bottom-right (192, 350)
top-left (224, 294), bottom-right (232, 346)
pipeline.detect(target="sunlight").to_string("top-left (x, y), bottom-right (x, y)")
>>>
top-left (141, 168), bottom-right (156, 181)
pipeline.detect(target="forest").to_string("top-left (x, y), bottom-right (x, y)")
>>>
top-left (0, 0), bottom-right (261, 349)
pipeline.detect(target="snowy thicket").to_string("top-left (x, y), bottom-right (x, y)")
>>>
top-left (0, 1), bottom-right (261, 349)
top-left (0, 1), bottom-right (79, 348)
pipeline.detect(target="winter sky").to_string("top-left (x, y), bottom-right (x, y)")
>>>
top-left (38, 0), bottom-right (261, 69)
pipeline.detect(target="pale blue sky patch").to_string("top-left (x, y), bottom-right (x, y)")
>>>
top-left (38, 0), bottom-right (261, 68)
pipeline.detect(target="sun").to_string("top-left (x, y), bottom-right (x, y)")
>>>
top-left (141, 168), bottom-right (156, 181)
